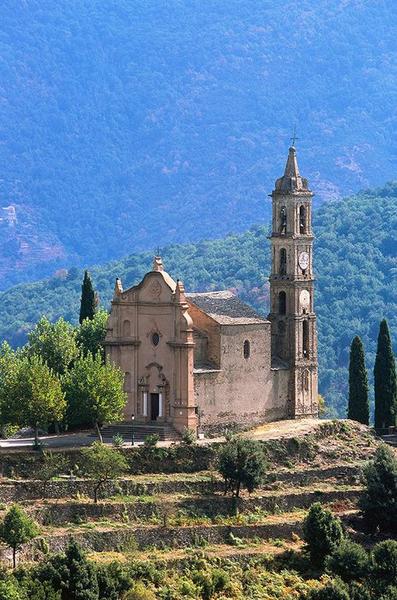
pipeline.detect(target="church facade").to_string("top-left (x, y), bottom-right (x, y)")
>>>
top-left (104, 146), bottom-right (318, 435)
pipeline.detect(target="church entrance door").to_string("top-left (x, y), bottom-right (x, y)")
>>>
top-left (150, 393), bottom-right (159, 421)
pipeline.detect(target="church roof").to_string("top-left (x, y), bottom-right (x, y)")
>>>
top-left (186, 291), bottom-right (268, 325)
top-left (274, 146), bottom-right (310, 193)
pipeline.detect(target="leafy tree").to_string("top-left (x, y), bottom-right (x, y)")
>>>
top-left (303, 503), bottom-right (344, 567)
top-left (379, 587), bottom-right (397, 600)
top-left (81, 442), bottom-right (128, 503)
top-left (303, 579), bottom-right (350, 600)
top-left (217, 437), bottom-right (266, 497)
top-left (63, 353), bottom-right (126, 439)
top-left (326, 539), bottom-right (369, 583)
top-left (76, 309), bottom-right (108, 360)
top-left (374, 319), bottom-right (397, 429)
top-left (0, 504), bottom-right (39, 568)
top-left (37, 451), bottom-right (69, 497)
top-left (348, 336), bottom-right (369, 425)
top-left (27, 317), bottom-right (79, 375)
top-left (359, 444), bottom-right (397, 533)
top-left (79, 271), bottom-right (97, 324)
top-left (371, 540), bottom-right (397, 588)
top-left (2, 356), bottom-right (65, 447)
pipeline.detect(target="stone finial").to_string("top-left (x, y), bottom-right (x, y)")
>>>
top-left (175, 279), bottom-right (187, 303)
top-left (275, 146), bottom-right (309, 193)
top-left (152, 256), bottom-right (164, 272)
top-left (114, 277), bottom-right (123, 297)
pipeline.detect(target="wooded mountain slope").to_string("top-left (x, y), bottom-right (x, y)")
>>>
top-left (1, 0), bottom-right (397, 288)
top-left (0, 185), bottom-right (396, 417)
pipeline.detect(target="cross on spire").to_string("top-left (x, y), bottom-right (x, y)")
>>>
top-left (290, 125), bottom-right (299, 148)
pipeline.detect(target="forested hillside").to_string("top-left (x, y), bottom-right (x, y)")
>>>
top-left (1, 1), bottom-right (397, 288)
top-left (0, 186), bottom-right (396, 417)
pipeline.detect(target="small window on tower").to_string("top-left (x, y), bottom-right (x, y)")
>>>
top-left (152, 332), bottom-right (160, 346)
top-left (303, 320), bottom-right (309, 357)
top-left (243, 340), bottom-right (250, 359)
top-left (279, 291), bottom-right (287, 315)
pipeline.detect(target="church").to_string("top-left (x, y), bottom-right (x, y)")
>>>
top-left (104, 146), bottom-right (318, 436)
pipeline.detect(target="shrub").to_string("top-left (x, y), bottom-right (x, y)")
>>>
top-left (217, 437), bottom-right (266, 497)
top-left (371, 540), bottom-right (397, 587)
top-left (181, 428), bottom-right (196, 445)
top-left (123, 581), bottom-right (156, 600)
top-left (143, 434), bottom-right (159, 449)
top-left (303, 578), bottom-right (349, 600)
top-left (326, 539), bottom-right (369, 582)
top-left (303, 503), bottom-right (344, 567)
top-left (360, 445), bottom-right (397, 533)
top-left (82, 442), bottom-right (128, 503)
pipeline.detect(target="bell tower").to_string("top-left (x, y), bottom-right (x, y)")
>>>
top-left (268, 145), bottom-right (318, 417)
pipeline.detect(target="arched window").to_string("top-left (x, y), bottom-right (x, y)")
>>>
top-left (124, 371), bottom-right (131, 392)
top-left (152, 332), bottom-right (160, 346)
top-left (303, 320), bottom-right (309, 357)
top-left (278, 291), bottom-right (286, 315)
top-left (243, 340), bottom-right (250, 359)
top-left (279, 206), bottom-right (287, 234)
top-left (279, 248), bottom-right (287, 275)
top-left (122, 319), bottom-right (131, 337)
top-left (299, 205), bottom-right (306, 234)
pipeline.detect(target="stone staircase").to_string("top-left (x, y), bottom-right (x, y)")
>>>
top-left (99, 422), bottom-right (181, 443)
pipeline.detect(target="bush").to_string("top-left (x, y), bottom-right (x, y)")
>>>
top-left (303, 579), bottom-right (350, 600)
top-left (360, 445), bottom-right (397, 533)
top-left (303, 503), bottom-right (344, 567)
top-left (123, 581), bottom-right (156, 600)
top-left (181, 428), bottom-right (196, 446)
top-left (143, 434), bottom-right (159, 449)
top-left (217, 437), bottom-right (266, 497)
top-left (371, 540), bottom-right (397, 587)
top-left (326, 539), bottom-right (369, 582)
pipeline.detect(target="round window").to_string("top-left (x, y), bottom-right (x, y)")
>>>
top-left (152, 332), bottom-right (160, 346)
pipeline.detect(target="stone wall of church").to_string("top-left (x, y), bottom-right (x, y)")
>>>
top-left (194, 322), bottom-right (287, 434)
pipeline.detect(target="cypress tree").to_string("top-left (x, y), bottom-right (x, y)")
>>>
top-left (348, 336), bottom-right (369, 425)
top-left (79, 270), bottom-right (96, 324)
top-left (374, 319), bottom-right (397, 429)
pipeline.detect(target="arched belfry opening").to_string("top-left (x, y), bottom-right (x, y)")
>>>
top-left (279, 248), bottom-right (287, 275)
top-left (278, 291), bottom-right (286, 315)
top-left (299, 205), bottom-right (307, 234)
top-left (279, 206), bottom-right (287, 234)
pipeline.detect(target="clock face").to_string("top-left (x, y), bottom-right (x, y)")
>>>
top-left (298, 251), bottom-right (309, 270)
top-left (300, 289), bottom-right (310, 310)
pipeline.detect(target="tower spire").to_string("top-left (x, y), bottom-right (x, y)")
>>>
top-left (275, 145), bottom-right (309, 193)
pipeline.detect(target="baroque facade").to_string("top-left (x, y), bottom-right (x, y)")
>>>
top-left (104, 146), bottom-right (318, 434)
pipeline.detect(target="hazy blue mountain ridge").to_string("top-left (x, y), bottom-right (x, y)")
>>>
top-left (1, 0), bottom-right (397, 288)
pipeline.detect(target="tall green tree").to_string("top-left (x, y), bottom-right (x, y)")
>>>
top-left (2, 356), bottom-right (66, 446)
top-left (27, 317), bottom-right (79, 375)
top-left (79, 271), bottom-right (97, 325)
top-left (0, 504), bottom-right (39, 568)
top-left (348, 336), bottom-right (369, 425)
top-left (359, 444), bottom-right (397, 533)
top-left (374, 319), bottom-right (397, 429)
top-left (63, 353), bottom-right (126, 439)
top-left (76, 309), bottom-right (108, 360)
top-left (303, 502), bottom-right (345, 567)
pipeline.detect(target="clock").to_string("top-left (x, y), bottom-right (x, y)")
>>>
top-left (298, 251), bottom-right (309, 270)
top-left (300, 289), bottom-right (310, 310)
